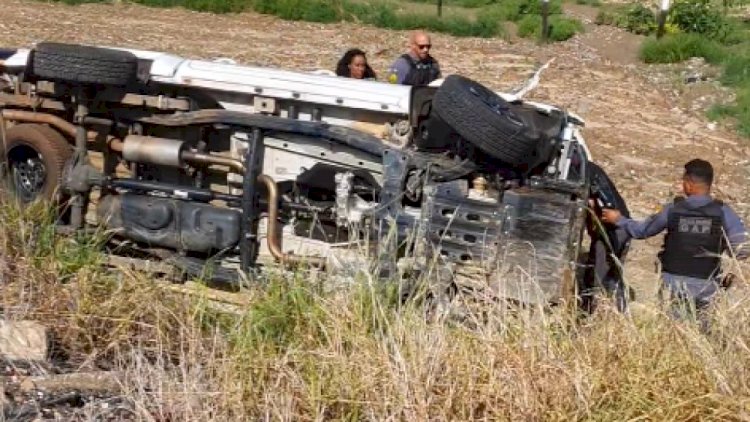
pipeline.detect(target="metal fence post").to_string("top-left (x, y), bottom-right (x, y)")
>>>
top-left (656, 0), bottom-right (670, 39)
top-left (437, 0), bottom-right (443, 17)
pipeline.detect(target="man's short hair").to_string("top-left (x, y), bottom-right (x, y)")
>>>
top-left (684, 159), bottom-right (714, 185)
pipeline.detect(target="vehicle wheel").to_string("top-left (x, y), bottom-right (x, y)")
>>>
top-left (432, 75), bottom-right (549, 166)
top-left (4, 124), bottom-right (73, 203)
top-left (30, 42), bottom-right (138, 86)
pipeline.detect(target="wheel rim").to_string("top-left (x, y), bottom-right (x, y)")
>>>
top-left (8, 145), bottom-right (47, 202)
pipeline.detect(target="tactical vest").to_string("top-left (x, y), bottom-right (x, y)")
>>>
top-left (401, 54), bottom-right (440, 86)
top-left (660, 197), bottom-right (725, 279)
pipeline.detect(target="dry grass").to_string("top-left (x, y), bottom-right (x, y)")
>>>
top-left (1, 198), bottom-right (750, 420)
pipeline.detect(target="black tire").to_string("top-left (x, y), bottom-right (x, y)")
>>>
top-left (4, 124), bottom-right (73, 203)
top-left (432, 75), bottom-right (553, 166)
top-left (31, 42), bottom-right (138, 86)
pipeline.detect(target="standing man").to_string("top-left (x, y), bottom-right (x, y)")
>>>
top-left (601, 159), bottom-right (747, 321)
top-left (387, 30), bottom-right (441, 86)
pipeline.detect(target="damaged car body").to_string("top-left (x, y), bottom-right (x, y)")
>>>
top-left (0, 42), bottom-right (629, 308)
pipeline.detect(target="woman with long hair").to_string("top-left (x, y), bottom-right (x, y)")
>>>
top-left (335, 48), bottom-right (376, 80)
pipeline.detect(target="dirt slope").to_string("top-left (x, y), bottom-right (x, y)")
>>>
top-left (2, 0), bottom-right (749, 298)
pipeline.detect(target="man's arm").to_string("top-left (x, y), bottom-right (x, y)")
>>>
top-left (387, 57), bottom-right (411, 84)
top-left (722, 205), bottom-right (748, 259)
top-left (603, 205), bottom-right (671, 240)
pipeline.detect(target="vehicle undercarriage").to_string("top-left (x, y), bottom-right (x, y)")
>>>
top-left (0, 42), bottom-right (630, 309)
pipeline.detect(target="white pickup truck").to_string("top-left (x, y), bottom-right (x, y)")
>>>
top-left (0, 42), bottom-right (627, 308)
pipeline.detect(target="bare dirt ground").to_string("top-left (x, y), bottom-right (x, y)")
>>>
top-left (2, 0), bottom-right (750, 300)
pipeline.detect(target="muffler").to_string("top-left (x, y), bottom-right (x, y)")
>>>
top-left (119, 135), bottom-right (245, 172)
top-left (122, 135), bottom-right (185, 167)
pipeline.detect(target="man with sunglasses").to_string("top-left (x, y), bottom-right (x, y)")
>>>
top-left (387, 31), bottom-right (441, 86)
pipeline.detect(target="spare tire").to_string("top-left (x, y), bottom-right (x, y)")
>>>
top-left (30, 42), bottom-right (138, 86)
top-left (432, 75), bottom-right (555, 166)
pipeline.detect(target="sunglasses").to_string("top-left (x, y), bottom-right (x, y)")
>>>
top-left (417, 44), bottom-right (432, 50)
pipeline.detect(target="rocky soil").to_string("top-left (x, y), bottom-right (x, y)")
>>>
top-left (1, 0), bottom-right (750, 415)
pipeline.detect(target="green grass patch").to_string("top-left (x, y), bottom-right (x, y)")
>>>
top-left (709, 53), bottom-right (750, 135)
top-left (407, 0), bottom-right (546, 8)
top-left (574, 0), bottom-right (601, 6)
top-left (720, 54), bottom-right (750, 86)
top-left (47, 0), bottom-right (507, 37)
top-left (483, 0), bottom-right (563, 22)
top-left (638, 33), bottom-right (726, 64)
top-left (517, 14), bottom-right (584, 41)
top-left (47, 0), bottom-right (596, 40)
top-left (355, 4), bottom-right (503, 37)
top-left (708, 86), bottom-right (750, 136)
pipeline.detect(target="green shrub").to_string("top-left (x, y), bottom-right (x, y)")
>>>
top-left (480, 2), bottom-right (521, 22)
top-left (595, 4), bottom-right (656, 35)
top-left (251, 0), bottom-right (342, 22)
top-left (594, 9), bottom-right (622, 26)
top-left (47, 0), bottom-right (512, 38)
top-left (399, 13), bottom-right (501, 37)
top-left (639, 33), bottom-right (726, 64)
top-left (719, 21), bottom-right (750, 45)
top-left (518, 0), bottom-right (563, 17)
top-left (479, 0), bottom-right (562, 23)
top-left (348, 2), bottom-right (394, 26)
top-left (57, 0), bottom-right (108, 3)
top-left (670, 0), bottom-right (729, 40)
top-left (517, 15), bottom-right (584, 41)
top-left (576, 0), bottom-right (601, 5)
top-left (455, 0), bottom-right (497, 7)
top-left (720, 54), bottom-right (750, 86)
top-left (623, 4), bottom-right (656, 34)
top-left (131, 0), bottom-right (249, 13)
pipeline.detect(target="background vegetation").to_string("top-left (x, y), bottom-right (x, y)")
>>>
top-left (592, 0), bottom-right (750, 136)
top-left (48, 0), bottom-right (585, 40)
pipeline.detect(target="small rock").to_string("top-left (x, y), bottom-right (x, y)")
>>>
top-left (708, 122), bottom-right (717, 131)
top-left (684, 122), bottom-right (700, 135)
top-left (685, 74), bottom-right (703, 84)
top-left (0, 321), bottom-right (48, 362)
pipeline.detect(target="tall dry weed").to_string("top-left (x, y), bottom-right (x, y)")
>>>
top-left (0, 198), bottom-right (749, 420)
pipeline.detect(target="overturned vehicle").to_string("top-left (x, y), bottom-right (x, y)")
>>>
top-left (0, 42), bottom-right (629, 307)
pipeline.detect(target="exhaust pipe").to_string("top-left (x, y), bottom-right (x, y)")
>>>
top-left (1, 109), bottom-right (77, 137)
top-left (257, 174), bottom-right (326, 268)
top-left (0, 115), bottom-right (245, 174)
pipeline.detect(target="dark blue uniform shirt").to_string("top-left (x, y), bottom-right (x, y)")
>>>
top-left (616, 194), bottom-right (747, 258)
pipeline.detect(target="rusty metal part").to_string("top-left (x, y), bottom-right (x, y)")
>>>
top-left (0, 109), bottom-right (76, 137)
top-left (34, 82), bottom-right (192, 111)
top-left (122, 135), bottom-right (185, 167)
top-left (108, 137), bottom-right (124, 152)
top-left (182, 150), bottom-right (245, 173)
top-left (257, 174), bottom-right (326, 268)
top-left (0, 92), bottom-right (66, 111)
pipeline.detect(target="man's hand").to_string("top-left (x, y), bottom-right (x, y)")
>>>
top-left (601, 209), bottom-right (622, 224)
